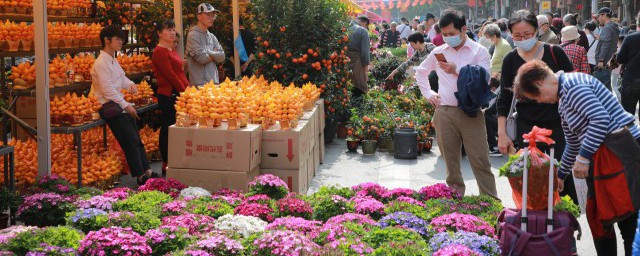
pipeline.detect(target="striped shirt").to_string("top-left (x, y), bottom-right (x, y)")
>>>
top-left (557, 72), bottom-right (640, 179)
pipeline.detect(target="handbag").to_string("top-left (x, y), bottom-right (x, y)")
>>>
top-left (99, 101), bottom-right (125, 120)
top-left (506, 92), bottom-right (518, 141)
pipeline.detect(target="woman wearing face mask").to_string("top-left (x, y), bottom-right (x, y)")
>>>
top-left (495, 10), bottom-right (579, 206)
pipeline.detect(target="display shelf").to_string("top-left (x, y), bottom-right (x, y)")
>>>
top-left (0, 14), bottom-right (97, 23)
top-left (8, 72), bottom-right (151, 97)
top-left (0, 43), bottom-right (143, 58)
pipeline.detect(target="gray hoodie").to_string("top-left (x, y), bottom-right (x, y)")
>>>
top-left (186, 26), bottom-right (225, 86)
top-left (595, 21), bottom-right (619, 64)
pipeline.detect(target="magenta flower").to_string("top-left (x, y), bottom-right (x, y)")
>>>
top-left (79, 227), bottom-right (152, 256)
top-left (252, 230), bottom-right (320, 256)
top-left (246, 194), bottom-right (272, 205)
top-left (161, 213), bottom-right (216, 236)
top-left (325, 213), bottom-right (377, 226)
top-left (433, 244), bottom-right (480, 256)
top-left (430, 213), bottom-right (496, 237)
top-left (161, 200), bottom-right (187, 216)
top-left (248, 174), bottom-right (290, 200)
top-left (276, 196), bottom-right (313, 218)
top-left (352, 196), bottom-right (385, 220)
top-left (384, 188), bottom-right (415, 199)
top-left (138, 178), bottom-right (187, 198)
top-left (75, 196), bottom-right (118, 211)
top-left (418, 183), bottom-right (460, 201)
top-left (194, 233), bottom-right (245, 255)
top-left (102, 188), bottom-right (134, 200)
top-left (266, 217), bottom-right (323, 238)
top-left (351, 182), bottom-right (389, 200)
top-left (234, 202), bottom-right (275, 222)
top-left (17, 193), bottom-right (73, 216)
top-left (395, 196), bottom-right (426, 207)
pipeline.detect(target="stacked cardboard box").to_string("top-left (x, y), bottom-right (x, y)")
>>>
top-left (167, 123), bottom-right (262, 192)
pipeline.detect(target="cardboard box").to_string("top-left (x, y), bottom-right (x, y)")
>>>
top-left (16, 97), bottom-right (37, 119)
top-left (261, 120), bottom-right (313, 170)
top-left (168, 123), bottom-right (261, 172)
top-left (307, 148), bottom-right (316, 187)
top-left (261, 161), bottom-right (309, 194)
top-left (13, 118), bottom-right (37, 140)
top-left (315, 99), bottom-right (325, 133)
top-left (167, 167), bottom-right (259, 192)
top-left (312, 138), bottom-right (320, 177)
top-left (319, 133), bottom-right (325, 164)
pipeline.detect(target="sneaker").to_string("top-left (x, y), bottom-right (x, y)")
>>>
top-left (489, 148), bottom-right (502, 157)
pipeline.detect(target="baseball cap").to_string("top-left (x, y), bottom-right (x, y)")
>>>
top-left (425, 13), bottom-right (435, 20)
top-left (561, 26), bottom-right (580, 42)
top-left (198, 3), bottom-right (220, 14)
top-left (598, 7), bottom-right (612, 15)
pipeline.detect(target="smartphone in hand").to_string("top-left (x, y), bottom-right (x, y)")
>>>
top-left (435, 53), bottom-right (447, 63)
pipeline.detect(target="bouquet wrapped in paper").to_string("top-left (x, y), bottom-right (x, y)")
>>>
top-left (499, 126), bottom-right (560, 210)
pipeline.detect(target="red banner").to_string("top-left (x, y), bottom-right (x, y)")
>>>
top-left (379, 1), bottom-right (386, 9)
top-left (389, 0), bottom-right (394, 9)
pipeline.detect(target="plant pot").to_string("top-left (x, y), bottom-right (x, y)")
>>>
top-left (324, 118), bottom-right (338, 144)
top-left (387, 138), bottom-right (395, 154)
top-left (417, 141), bottom-right (424, 156)
top-left (0, 213), bottom-right (8, 229)
top-left (346, 140), bottom-right (359, 153)
top-left (423, 137), bottom-right (434, 153)
top-left (337, 123), bottom-right (349, 139)
top-left (361, 140), bottom-right (378, 155)
top-left (378, 136), bottom-right (390, 151)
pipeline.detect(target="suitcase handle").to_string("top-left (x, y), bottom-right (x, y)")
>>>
top-left (521, 140), bottom-right (556, 234)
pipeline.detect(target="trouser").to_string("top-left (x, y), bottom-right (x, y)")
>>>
top-left (158, 94), bottom-right (177, 163)
top-left (350, 87), bottom-right (365, 110)
top-left (620, 86), bottom-right (640, 119)
top-left (347, 51), bottom-right (367, 93)
top-left (485, 113), bottom-right (498, 149)
top-left (105, 114), bottom-right (150, 177)
top-left (611, 73), bottom-right (621, 101)
top-left (516, 118), bottom-right (579, 207)
top-left (433, 106), bottom-right (498, 198)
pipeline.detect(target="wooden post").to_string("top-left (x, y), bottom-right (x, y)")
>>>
top-left (34, 0), bottom-right (51, 176)
top-left (173, 0), bottom-right (184, 59)
top-left (233, 0), bottom-right (240, 78)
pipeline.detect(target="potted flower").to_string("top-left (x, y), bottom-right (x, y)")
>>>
top-left (346, 134), bottom-right (360, 153)
top-left (359, 116), bottom-right (380, 155)
top-left (16, 192), bottom-right (75, 227)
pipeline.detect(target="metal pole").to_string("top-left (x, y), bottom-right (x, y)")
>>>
top-left (232, 0), bottom-right (240, 78)
top-left (34, 0), bottom-right (51, 176)
top-left (173, 0), bottom-right (184, 59)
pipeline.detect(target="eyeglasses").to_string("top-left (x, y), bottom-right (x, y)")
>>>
top-left (512, 32), bottom-right (535, 40)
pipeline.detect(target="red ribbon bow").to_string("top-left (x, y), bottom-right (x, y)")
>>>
top-left (521, 126), bottom-right (555, 167)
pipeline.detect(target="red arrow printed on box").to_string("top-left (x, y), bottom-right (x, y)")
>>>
top-left (287, 139), bottom-right (295, 162)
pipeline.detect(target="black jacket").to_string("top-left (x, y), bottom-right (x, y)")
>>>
top-left (455, 65), bottom-right (493, 117)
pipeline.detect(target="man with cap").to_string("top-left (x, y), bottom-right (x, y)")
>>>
top-left (186, 3), bottom-right (225, 86)
top-left (595, 7), bottom-right (619, 86)
top-left (560, 26), bottom-right (590, 74)
top-left (423, 13), bottom-right (437, 42)
top-left (347, 16), bottom-right (371, 107)
top-left (536, 15), bottom-right (559, 44)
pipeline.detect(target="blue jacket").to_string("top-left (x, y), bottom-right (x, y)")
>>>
top-left (455, 65), bottom-right (492, 117)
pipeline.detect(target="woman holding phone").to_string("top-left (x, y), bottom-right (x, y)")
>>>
top-left (495, 10), bottom-right (578, 204)
top-left (91, 25), bottom-right (157, 185)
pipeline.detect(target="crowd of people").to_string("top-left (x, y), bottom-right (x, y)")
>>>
top-left (348, 7), bottom-right (640, 256)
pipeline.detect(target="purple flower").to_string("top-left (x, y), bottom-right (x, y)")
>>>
top-left (194, 233), bottom-right (245, 255)
top-left (325, 213), bottom-right (377, 226)
top-left (252, 230), bottom-right (320, 256)
top-left (161, 213), bottom-right (216, 236)
top-left (395, 196), bottom-right (426, 207)
top-left (430, 213), bottom-right (495, 237)
top-left (0, 226), bottom-right (38, 245)
top-left (180, 250), bottom-right (212, 256)
top-left (162, 200), bottom-right (187, 216)
top-left (234, 202), bottom-right (275, 222)
top-left (74, 196), bottom-right (117, 211)
top-left (266, 217), bottom-right (323, 238)
top-left (378, 212), bottom-right (430, 237)
top-left (78, 227), bottom-right (152, 256)
top-left (26, 244), bottom-right (78, 256)
top-left (418, 183), bottom-right (460, 201)
top-left (16, 193), bottom-right (73, 216)
top-left (351, 182), bottom-right (389, 200)
top-left (433, 244), bottom-right (480, 256)
top-left (429, 231), bottom-right (501, 255)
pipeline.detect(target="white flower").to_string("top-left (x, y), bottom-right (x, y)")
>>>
top-left (179, 187), bottom-right (212, 199)
top-left (214, 214), bottom-right (267, 238)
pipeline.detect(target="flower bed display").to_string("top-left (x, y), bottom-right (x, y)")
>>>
top-left (0, 174), bottom-right (549, 255)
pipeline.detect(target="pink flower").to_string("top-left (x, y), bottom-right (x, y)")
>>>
top-left (418, 183), bottom-right (460, 201)
top-left (79, 227), bottom-right (151, 256)
top-left (433, 244), bottom-right (480, 256)
top-left (161, 200), bottom-right (187, 216)
top-left (252, 230), bottom-right (320, 256)
top-left (161, 213), bottom-right (216, 236)
top-left (102, 188), bottom-right (134, 200)
top-left (276, 196), bottom-right (313, 218)
top-left (351, 196), bottom-right (385, 219)
top-left (430, 213), bottom-right (495, 237)
top-left (351, 182), bottom-right (388, 200)
top-left (138, 178), bottom-right (187, 198)
top-left (266, 217), bottom-right (322, 238)
top-left (234, 202), bottom-right (274, 222)
top-left (384, 188), bottom-right (415, 199)
top-left (395, 196), bottom-right (426, 207)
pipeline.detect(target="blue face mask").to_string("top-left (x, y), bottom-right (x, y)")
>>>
top-left (443, 34), bottom-right (463, 48)
top-left (513, 36), bottom-right (537, 51)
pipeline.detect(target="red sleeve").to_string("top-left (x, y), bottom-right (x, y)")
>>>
top-left (581, 49), bottom-right (591, 74)
top-left (153, 48), bottom-right (187, 92)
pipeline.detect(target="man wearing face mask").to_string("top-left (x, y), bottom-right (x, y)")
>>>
top-left (536, 15), bottom-right (560, 44)
top-left (415, 9), bottom-right (497, 198)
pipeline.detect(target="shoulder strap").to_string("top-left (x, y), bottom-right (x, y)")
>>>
top-left (549, 44), bottom-right (558, 67)
top-left (507, 91), bottom-right (517, 117)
